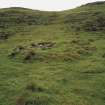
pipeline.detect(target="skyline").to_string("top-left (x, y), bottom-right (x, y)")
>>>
top-left (0, 0), bottom-right (105, 11)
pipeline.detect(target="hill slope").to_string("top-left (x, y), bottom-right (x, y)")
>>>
top-left (0, 1), bottom-right (105, 105)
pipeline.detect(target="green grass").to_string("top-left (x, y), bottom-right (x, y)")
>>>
top-left (0, 1), bottom-right (105, 105)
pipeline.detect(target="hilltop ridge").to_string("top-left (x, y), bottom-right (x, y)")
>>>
top-left (0, 1), bottom-right (105, 37)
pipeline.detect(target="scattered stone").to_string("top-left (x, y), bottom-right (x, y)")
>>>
top-left (31, 42), bottom-right (55, 49)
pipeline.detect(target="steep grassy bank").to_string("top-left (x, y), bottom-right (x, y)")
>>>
top-left (0, 1), bottom-right (105, 105)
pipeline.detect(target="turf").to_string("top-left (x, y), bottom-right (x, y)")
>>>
top-left (0, 1), bottom-right (105, 105)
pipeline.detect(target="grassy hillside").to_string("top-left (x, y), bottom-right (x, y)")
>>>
top-left (0, 1), bottom-right (105, 105)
